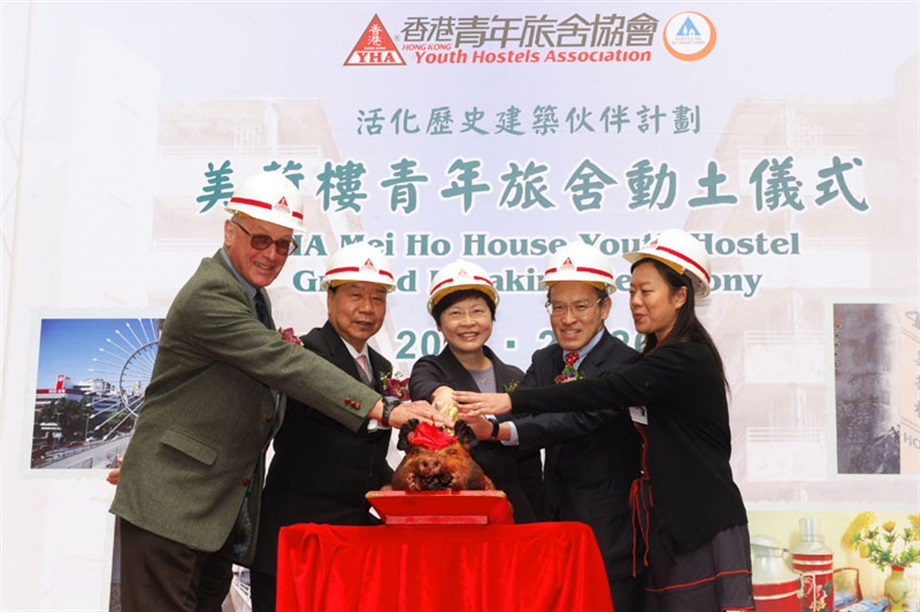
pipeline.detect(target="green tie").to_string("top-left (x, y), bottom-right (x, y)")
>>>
top-left (254, 291), bottom-right (272, 329)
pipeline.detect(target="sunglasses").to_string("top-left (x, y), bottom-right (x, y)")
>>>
top-left (232, 217), bottom-right (298, 256)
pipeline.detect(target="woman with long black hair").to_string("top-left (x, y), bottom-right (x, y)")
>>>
top-left (456, 230), bottom-right (754, 612)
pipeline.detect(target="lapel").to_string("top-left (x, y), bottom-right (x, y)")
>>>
top-left (319, 322), bottom-right (364, 380)
top-left (319, 321), bottom-right (387, 394)
top-left (536, 344), bottom-right (566, 383)
top-left (435, 345), bottom-right (515, 393)
top-left (437, 347), bottom-right (482, 391)
top-left (212, 250), bottom-right (275, 328)
top-left (577, 332), bottom-right (615, 379)
top-left (367, 350), bottom-right (390, 395)
top-left (482, 345), bottom-right (515, 391)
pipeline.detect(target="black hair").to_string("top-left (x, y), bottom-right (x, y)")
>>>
top-left (430, 288), bottom-right (497, 325)
top-left (631, 258), bottom-right (728, 392)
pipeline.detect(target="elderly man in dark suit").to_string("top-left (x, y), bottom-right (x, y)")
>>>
top-left (110, 172), bottom-right (447, 612)
top-left (491, 242), bottom-right (646, 612)
top-left (250, 242), bottom-right (401, 612)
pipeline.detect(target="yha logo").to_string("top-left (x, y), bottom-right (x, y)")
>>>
top-left (345, 15), bottom-right (406, 66)
top-left (361, 258), bottom-right (377, 273)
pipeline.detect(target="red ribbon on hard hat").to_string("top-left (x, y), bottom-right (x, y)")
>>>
top-left (230, 196), bottom-right (304, 221)
top-left (543, 265), bottom-right (613, 280)
top-left (325, 265), bottom-right (395, 280)
top-left (653, 244), bottom-right (711, 283)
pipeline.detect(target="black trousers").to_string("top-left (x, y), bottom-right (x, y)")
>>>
top-left (611, 573), bottom-right (647, 612)
top-left (118, 518), bottom-right (234, 612)
top-left (249, 569), bottom-right (277, 612)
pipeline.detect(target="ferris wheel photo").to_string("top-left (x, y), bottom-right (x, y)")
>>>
top-left (31, 317), bottom-right (162, 470)
top-left (91, 318), bottom-right (162, 438)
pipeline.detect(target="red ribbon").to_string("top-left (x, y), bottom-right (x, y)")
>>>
top-left (408, 422), bottom-right (456, 449)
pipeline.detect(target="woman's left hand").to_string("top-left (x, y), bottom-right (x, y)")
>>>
top-left (430, 385), bottom-right (455, 412)
top-left (454, 391), bottom-right (512, 416)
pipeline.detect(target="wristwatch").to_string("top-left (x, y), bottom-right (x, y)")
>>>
top-left (381, 396), bottom-right (400, 428)
top-left (490, 418), bottom-right (501, 439)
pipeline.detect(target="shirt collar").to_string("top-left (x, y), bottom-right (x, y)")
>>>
top-left (220, 248), bottom-right (258, 300)
top-left (338, 332), bottom-right (370, 364)
top-left (564, 328), bottom-right (605, 369)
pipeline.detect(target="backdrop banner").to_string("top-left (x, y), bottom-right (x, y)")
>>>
top-left (1, 2), bottom-right (917, 610)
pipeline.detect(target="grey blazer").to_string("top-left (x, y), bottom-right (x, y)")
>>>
top-left (110, 251), bottom-right (382, 565)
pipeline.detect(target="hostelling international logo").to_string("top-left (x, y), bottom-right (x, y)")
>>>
top-left (662, 11), bottom-right (716, 61)
top-left (344, 11), bottom-right (717, 66)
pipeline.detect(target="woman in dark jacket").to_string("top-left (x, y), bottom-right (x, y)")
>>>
top-left (410, 259), bottom-right (536, 523)
top-left (456, 230), bottom-right (753, 611)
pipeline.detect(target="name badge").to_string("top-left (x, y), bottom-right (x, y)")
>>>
top-left (629, 405), bottom-right (648, 425)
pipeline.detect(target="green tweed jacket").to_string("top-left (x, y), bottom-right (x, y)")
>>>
top-left (110, 251), bottom-right (382, 565)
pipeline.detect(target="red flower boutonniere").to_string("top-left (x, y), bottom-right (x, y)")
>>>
top-left (380, 371), bottom-right (411, 402)
top-left (408, 421), bottom-right (456, 450)
top-left (278, 327), bottom-right (303, 346)
top-left (553, 352), bottom-right (585, 384)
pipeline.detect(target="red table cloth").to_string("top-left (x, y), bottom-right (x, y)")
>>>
top-left (276, 521), bottom-right (614, 611)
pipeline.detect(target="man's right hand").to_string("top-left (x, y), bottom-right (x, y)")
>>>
top-left (388, 400), bottom-right (453, 429)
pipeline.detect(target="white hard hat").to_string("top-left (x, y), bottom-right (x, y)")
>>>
top-left (540, 242), bottom-right (616, 294)
top-left (225, 171), bottom-right (304, 231)
top-left (320, 243), bottom-right (396, 292)
top-left (623, 229), bottom-right (712, 298)
top-left (427, 260), bottom-right (499, 314)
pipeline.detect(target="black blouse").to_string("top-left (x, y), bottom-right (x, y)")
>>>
top-left (511, 340), bottom-right (747, 554)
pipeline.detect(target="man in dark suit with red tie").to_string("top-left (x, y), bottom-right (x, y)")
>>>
top-left (495, 242), bottom-right (646, 611)
top-left (250, 242), bottom-right (400, 612)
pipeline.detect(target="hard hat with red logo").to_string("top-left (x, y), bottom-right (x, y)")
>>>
top-left (540, 242), bottom-right (617, 294)
top-left (427, 260), bottom-right (499, 314)
top-left (225, 171), bottom-right (304, 231)
top-left (320, 242), bottom-right (397, 292)
top-left (623, 229), bottom-right (712, 298)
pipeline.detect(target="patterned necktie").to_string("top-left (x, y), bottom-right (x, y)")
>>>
top-left (253, 290), bottom-right (272, 329)
top-left (564, 351), bottom-right (580, 368)
top-left (355, 354), bottom-right (373, 387)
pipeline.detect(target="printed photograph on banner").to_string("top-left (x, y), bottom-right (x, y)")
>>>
top-left (31, 318), bottom-right (162, 470)
top-left (833, 303), bottom-right (920, 475)
top-left (747, 509), bottom-right (920, 611)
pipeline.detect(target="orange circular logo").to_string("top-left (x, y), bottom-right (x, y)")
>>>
top-left (663, 12), bottom-right (716, 62)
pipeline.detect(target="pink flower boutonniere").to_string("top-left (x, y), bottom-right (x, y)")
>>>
top-left (553, 352), bottom-right (585, 384)
top-left (380, 371), bottom-right (411, 402)
top-left (278, 327), bottom-right (303, 346)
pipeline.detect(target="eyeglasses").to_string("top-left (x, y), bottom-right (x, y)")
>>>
top-left (443, 307), bottom-right (491, 322)
top-left (232, 217), bottom-right (298, 256)
top-left (545, 298), bottom-right (604, 317)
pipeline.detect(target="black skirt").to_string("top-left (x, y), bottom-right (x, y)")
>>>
top-left (633, 477), bottom-right (754, 611)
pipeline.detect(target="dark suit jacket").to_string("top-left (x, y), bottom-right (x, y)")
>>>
top-left (511, 340), bottom-right (748, 557)
top-left (110, 252), bottom-right (383, 566)
top-left (513, 331), bottom-right (641, 579)
top-left (252, 322), bottom-right (394, 574)
top-left (410, 346), bottom-right (536, 523)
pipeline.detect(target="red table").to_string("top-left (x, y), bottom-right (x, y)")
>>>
top-left (277, 522), bottom-right (614, 611)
